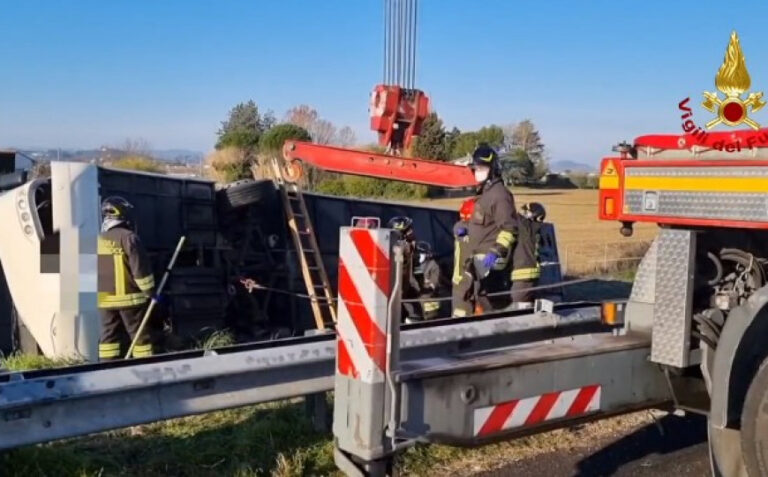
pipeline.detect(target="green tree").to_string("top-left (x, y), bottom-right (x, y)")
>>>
top-left (507, 120), bottom-right (548, 180)
top-left (445, 127), bottom-right (461, 157)
top-left (259, 123), bottom-right (316, 186)
top-left (450, 132), bottom-right (479, 159)
top-left (475, 125), bottom-right (505, 149)
top-left (500, 149), bottom-right (534, 185)
top-left (259, 124), bottom-right (312, 156)
top-left (448, 125), bottom-right (504, 159)
top-left (411, 112), bottom-right (448, 160)
top-left (216, 100), bottom-right (271, 154)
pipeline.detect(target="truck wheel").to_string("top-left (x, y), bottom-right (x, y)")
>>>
top-left (741, 356), bottom-right (768, 476)
top-left (216, 179), bottom-right (274, 211)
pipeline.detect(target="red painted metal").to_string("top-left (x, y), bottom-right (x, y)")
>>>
top-left (597, 153), bottom-right (768, 230)
top-left (369, 84), bottom-right (430, 152)
top-left (597, 157), bottom-right (624, 222)
top-left (624, 159), bottom-right (768, 168)
top-left (282, 140), bottom-right (476, 188)
top-left (635, 128), bottom-right (768, 150)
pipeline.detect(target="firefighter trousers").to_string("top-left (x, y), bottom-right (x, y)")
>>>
top-left (99, 304), bottom-right (153, 360)
top-left (420, 289), bottom-right (441, 320)
top-left (477, 270), bottom-right (512, 312)
top-left (452, 271), bottom-right (475, 317)
top-left (402, 286), bottom-right (421, 323)
top-left (511, 279), bottom-right (537, 306)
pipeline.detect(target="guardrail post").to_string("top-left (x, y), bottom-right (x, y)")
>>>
top-left (332, 226), bottom-right (398, 476)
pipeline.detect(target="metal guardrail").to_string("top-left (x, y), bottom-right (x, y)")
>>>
top-left (0, 303), bottom-right (604, 450)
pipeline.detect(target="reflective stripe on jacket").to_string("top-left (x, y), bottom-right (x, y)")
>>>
top-left (511, 218), bottom-right (542, 281)
top-left (452, 220), bottom-right (471, 285)
top-left (98, 226), bottom-right (155, 309)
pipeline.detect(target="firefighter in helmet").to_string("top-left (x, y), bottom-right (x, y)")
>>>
top-left (97, 196), bottom-right (156, 360)
top-left (413, 241), bottom-right (442, 320)
top-left (388, 216), bottom-right (422, 322)
top-left (467, 144), bottom-right (518, 311)
top-left (452, 197), bottom-right (477, 317)
top-left (511, 202), bottom-right (546, 308)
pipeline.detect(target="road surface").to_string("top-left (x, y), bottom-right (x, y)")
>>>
top-left (475, 414), bottom-right (709, 476)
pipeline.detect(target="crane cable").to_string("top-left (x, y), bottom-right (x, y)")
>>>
top-left (383, 0), bottom-right (418, 89)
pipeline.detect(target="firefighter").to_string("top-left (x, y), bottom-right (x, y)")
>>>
top-left (413, 241), bottom-right (441, 320)
top-left (511, 202), bottom-right (546, 308)
top-left (452, 197), bottom-right (477, 317)
top-left (97, 196), bottom-right (156, 361)
top-left (387, 216), bottom-right (421, 322)
top-left (467, 144), bottom-right (518, 311)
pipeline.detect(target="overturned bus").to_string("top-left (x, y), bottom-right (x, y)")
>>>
top-left (0, 160), bottom-right (562, 360)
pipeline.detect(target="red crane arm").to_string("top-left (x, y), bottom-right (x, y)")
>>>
top-left (282, 141), bottom-right (477, 188)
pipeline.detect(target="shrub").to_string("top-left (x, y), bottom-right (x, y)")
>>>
top-left (110, 156), bottom-right (164, 173)
top-left (315, 176), bottom-right (428, 200)
top-left (205, 147), bottom-right (252, 182)
top-left (259, 124), bottom-right (311, 155)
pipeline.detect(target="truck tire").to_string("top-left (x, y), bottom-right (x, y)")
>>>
top-left (216, 179), bottom-right (274, 211)
top-left (741, 355), bottom-right (768, 476)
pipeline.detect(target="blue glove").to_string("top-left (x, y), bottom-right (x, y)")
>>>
top-left (455, 226), bottom-right (468, 237)
top-left (483, 251), bottom-right (499, 269)
top-left (151, 293), bottom-right (165, 304)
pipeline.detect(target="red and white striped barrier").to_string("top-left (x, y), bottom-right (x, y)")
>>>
top-left (473, 385), bottom-right (601, 437)
top-left (336, 227), bottom-right (392, 383)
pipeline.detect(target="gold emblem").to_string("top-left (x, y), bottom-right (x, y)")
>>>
top-left (702, 31), bottom-right (765, 130)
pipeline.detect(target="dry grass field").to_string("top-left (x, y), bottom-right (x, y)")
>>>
top-left (429, 188), bottom-right (658, 276)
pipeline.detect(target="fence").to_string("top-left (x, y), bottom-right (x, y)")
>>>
top-left (559, 239), bottom-right (653, 277)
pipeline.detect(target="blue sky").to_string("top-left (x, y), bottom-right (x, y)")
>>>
top-left (2, 0), bottom-right (768, 165)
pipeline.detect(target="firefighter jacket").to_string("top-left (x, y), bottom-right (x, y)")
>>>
top-left (98, 226), bottom-right (155, 309)
top-left (468, 178), bottom-right (518, 259)
top-left (511, 218), bottom-right (542, 281)
top-left (452, 220), bottom-right (472, 285)
top-left (400, 239), bottom-right (420, 293)
top-left (414, 258), bottom-right (441, 316)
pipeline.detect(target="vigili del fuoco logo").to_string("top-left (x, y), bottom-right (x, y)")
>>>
top-left (678, 31), bottom-right (768, 151)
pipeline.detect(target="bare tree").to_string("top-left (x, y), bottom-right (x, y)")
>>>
top-left (121, 137), bottom-right (153, 157)
top-left (336, 126), bottom-right (357, 147)
top-left (284, 104), bottom-right (337, 145)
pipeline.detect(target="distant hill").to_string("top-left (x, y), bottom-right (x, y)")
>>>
top-left (549, 160), bottom-right (595, 173)
top-left (10, 148), bottom-right (205, 165)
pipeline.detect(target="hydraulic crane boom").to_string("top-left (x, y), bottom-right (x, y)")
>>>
top-left (281, 140), bottom-right (476, 187)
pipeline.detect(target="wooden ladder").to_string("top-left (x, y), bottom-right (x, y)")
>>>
top-left (270, 158), bottom-right (337, 330)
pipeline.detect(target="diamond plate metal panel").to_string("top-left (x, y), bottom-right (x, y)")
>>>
top-left (623, 190), bottom-right (768, 221)
top-left (651, 229), bottom-right (695, 367)
top-left (624, 166), bottom-right (768, 177)
top-left (629, 238), bottom-right (657, 304)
